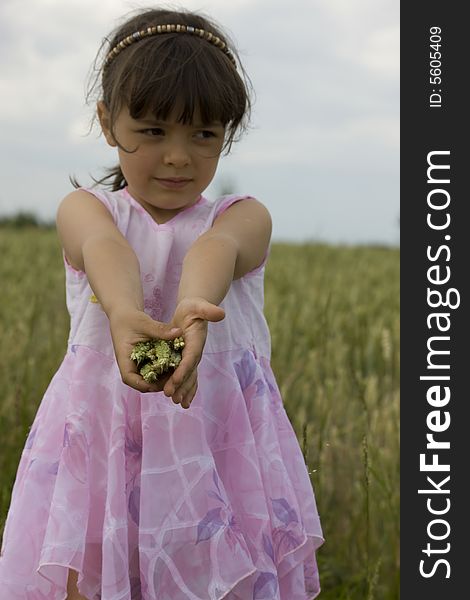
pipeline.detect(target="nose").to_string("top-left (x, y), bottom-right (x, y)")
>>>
top-left (162, 139), bottom-right (191, 168)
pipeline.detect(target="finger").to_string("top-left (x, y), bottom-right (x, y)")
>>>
top-left (173, 376), bottom-right (197, 409)
top-left (117, 349), bottom-right (143, 387)
top-left (171, 370), bottom-right (197, 405)
top-left (181, 379), bottom-right (198, 409)
top-left (172, 356), bottom-right (196, 388)
top-left (169, 369), bottom-right (196, 405)
top-left (153, 325), bottom-right (183, 340)
top-left (197, 300), bottom-right (225, 323)
top-left (145, 372), bottom-right (171, 393)
top-left (125, 371), bottom-right (157, 393)
top-left (164, 354), bottom-right (197, 396)
top-left (117, 343), bottom-right (137, 371)
top-left (123, 362), bottom-right (164, 391)
top-left (118, 347), bottom-right (150, 388)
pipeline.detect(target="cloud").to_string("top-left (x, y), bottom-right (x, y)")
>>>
top-left (0, 0), bottom-right (399, 243)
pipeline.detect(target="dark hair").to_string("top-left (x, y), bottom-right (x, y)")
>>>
top-left (72, 7), bottom-right (253, 191)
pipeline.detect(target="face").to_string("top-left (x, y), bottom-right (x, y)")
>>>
top-left (97, 102), bottom-right (225, 223)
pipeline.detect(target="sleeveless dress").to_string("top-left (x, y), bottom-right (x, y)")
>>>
top-left (0, 187), bottom-right (324, 600)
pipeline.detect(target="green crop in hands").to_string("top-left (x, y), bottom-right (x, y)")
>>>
top-left (130, 337), bottom-right (185, 383)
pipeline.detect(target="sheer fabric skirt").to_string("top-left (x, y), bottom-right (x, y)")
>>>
top-left (0, 345), bottom-right (323, 599)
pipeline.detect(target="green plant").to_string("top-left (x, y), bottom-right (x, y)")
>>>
top-left (130, 337), bottom-right (185, 383)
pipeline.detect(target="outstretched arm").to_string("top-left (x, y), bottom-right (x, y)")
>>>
top-left (164, 198), bottom-right (272, 407)
top-left (177, 198), bottom-right (272, 304)
top-left (56, 190), bottom-right (183, 394)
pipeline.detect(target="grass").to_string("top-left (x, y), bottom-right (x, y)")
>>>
top-left (264, 243), bottom-right (400, 599)
top-left (0, 229), bottom-right (399, 598)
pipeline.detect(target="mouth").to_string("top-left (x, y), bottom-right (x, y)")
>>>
top-left (156, 177), bottom-right (192, 183)
top-left (155, 177), bottom-right (192, 189)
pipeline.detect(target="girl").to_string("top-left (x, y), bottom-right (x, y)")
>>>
top-left (0, 7), bottom-right (324, 599)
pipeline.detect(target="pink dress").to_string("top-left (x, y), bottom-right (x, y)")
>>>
top-left (0, 187), bottom-right (324, 600)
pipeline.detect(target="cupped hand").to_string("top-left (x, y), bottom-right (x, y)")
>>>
top-left (108, 307), bottom-right (183, 394)
top-left (163, 297), bottom-right (225, 409)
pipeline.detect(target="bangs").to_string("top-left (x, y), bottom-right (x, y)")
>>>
top-left (116, 36), bottom-right (246, 129)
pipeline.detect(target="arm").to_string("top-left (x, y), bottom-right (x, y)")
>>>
top-left (176, 234), bottom-right (237, 306)
top-left (82, 237), bottom-right (144, 318)
top-left (177, 198), bottom-right (272, 305)
top-left (165, 198), bottom-right (272, 407)
top-left (56, 190), bottom-right (144, 318)
top-left (56, 190), bottom-right (182, 393)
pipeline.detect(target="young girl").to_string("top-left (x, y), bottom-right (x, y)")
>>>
top-left (0, 7), bottom-right (323, 599)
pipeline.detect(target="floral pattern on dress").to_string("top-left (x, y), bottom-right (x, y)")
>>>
top-left (47, 461), bottom-right (59, 476)
top-left (196, 470), bottom-right (247, 555)
top-left (270, 497), bottom-right (304, 562)
top-left (235, 350), bottom-right (275, 415)
top-left (196, 471), bottom-right (305, 599)
top-left (125, 410), bottom-right (143, 527)
top-left (253, 571), bottom-right (278, 599)
top-left (144, 283), bottom-right (163, 320)
top-left (234, 350), bottom-right (257, 391)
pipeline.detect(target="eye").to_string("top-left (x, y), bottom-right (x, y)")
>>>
top-left (195, 130), bottom-right (217, 140)
top-left (140, 128), bottom-right (164, 136)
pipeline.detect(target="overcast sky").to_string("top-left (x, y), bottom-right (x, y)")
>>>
top-left (0, 0), bottom-right (399, 245)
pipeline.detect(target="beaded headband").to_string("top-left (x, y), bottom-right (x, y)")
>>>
top-left (104, 24), bottom-right (237, 70)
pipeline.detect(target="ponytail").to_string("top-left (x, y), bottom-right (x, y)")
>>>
top-left (69, 164), bottom-right (127, 191)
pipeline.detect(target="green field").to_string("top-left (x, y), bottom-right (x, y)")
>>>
top-left (0, 229), bottom-right (399, 599)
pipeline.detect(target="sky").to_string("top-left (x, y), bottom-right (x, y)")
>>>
top-left (0, 0), bottom-right (399, 245)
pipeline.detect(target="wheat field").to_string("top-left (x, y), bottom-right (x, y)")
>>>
top-left (0, 228), bottom-right (399, 599)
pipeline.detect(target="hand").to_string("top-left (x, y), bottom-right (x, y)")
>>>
top-left (163, 297), bottom-right (226, 409)
top-left (108, 307), bottom-right (183, 394)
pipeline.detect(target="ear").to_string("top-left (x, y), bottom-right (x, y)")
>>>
top-left (97, 101), bottom-right (117, 147)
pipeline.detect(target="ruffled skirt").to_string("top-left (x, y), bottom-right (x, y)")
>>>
top-left (0, 345), bottom-right (323, 599)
